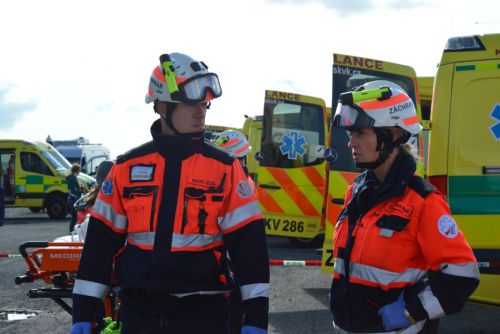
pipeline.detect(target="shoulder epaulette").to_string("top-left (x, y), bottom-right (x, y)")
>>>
top-left (116, 141), bottom-right (156, 164)
top-left (202, 140), bottom-right (234, 165)
top-left (408, 175), bottom-right (436, 199)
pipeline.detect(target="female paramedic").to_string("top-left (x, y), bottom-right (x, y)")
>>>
top-left (329, 80), bottom-right (479, 334)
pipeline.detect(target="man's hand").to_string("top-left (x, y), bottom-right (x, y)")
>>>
top-left (241, 325), bottom-right (267, 334)
top-left (378, 292), bottom-right (411, 330)
top-left (70, 322), bottom-right (92, 334)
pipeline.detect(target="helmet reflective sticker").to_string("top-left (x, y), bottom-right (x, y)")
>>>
top-left (438, 214), bottom-right (459, 239)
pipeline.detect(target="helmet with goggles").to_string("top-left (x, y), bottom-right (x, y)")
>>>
top-left (145, 52), bottom-right (222, 104)
top-left (213, 130), bottom-right (251, 158)
top-left (332, 80), bottom-right (422, 135)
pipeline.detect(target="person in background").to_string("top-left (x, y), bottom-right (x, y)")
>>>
top-left (0, 164), bottom-right (4, 227)
top-left (329, 80), bottom-right (479, 333)
top-left (67, 163), bottom-right (83, 233)
top-left (213, 129), bottom-right (253, 334)
top-left (71, 52), bottom-right (269, 334)
top-left (74, 161), bottom-right (114, 227)
top-left (213, 129), bottom-right (251, 177)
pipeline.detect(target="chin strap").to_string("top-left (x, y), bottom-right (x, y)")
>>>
top-left (355, 128), bottom-right (410, 170)
top-left (155, 102), bottom-right (204, 140)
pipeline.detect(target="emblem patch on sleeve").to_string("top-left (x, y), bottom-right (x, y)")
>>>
top-left (237, 180), bottom-right (253, 199)
top-left (438, 214), bottom-right (458, 239)
top-left (130, 165), bottom-right (155, 182)
top-left (101, 179), bottom-right (113, 196)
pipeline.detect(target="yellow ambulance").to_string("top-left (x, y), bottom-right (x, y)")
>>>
top-left (253, 90), bottom-right (329, 247)
top-left (0, 140), bottom-right (95, 219)
top-left (426, 34), bottom-right (500, 304)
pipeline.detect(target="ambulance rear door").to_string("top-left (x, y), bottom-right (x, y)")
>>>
top-left (256, 90), bottom-right (328, 243)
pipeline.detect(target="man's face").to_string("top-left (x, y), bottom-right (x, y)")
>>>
top-left (157, 101), bottom-right (208, 134)
top-left (347, 128), bottom-right (379, 164)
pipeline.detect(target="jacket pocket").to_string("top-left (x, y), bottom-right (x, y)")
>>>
top-left (181, 186), bottom-right (224, 235)
top-left (123, 185), bottom-right (158, 233)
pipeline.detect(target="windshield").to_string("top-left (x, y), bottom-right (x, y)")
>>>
top-left (42, 149), bottom-right (71, 172)
top-left (260, 98), bottom-right (325, 168)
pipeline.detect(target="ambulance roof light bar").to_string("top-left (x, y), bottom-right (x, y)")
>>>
top-left (444, 36), bottom-right (485, 52)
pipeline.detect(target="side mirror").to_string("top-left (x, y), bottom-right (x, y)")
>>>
top-left (324, 147), bottom-right (339, 164)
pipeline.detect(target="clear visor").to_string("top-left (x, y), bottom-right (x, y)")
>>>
top-left (181, 73), bottom-right (222, 102)
top-left (333, 103), bottom-right (375, 130)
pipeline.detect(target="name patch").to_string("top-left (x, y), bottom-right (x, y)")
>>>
top-left (130, 165), bottom-right (155, 182)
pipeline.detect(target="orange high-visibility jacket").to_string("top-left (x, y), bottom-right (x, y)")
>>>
top-left (73, 120), bottom-right (269, 328)
top-left (330, 152), bottom-right (479, 333)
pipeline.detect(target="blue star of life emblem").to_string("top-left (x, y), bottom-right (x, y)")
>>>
top-left (279, 131), bottom-right (307, 159)
top-left (490, 104), bottom-right (500, 140)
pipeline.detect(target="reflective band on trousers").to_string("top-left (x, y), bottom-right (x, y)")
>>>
top-left (334, 258), bottom-right (427, 286)
top-left (332, 320), bottom-right (426, 334)
top-left (240, 283), bottom-right (269, 300)
top-left (93, 198), bottom-right (127, 231)
top-left (218, 200), bottom-right (262, 231)
top-left (418, 286), bottom-right (445, 320)
top-left (73, 279), bottom-right (110, 299)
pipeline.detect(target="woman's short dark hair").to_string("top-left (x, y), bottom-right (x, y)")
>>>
top-left (70, 163), bottom-right (81, 174)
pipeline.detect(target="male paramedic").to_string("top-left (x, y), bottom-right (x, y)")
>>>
top-left (71, 52), bottom-right (269, 334)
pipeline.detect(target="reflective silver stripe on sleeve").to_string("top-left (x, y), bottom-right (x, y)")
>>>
top-left (93, 198), bottom-right (127, 230)
top-left (171, 232), bottom-right (223, 249)
top-left (333, 258), bottom-right (427, 286)
top-left (73, 279), bottom-right (109, 299)
top-left (418, 286), bottom-right (445, 320)
top-left (240, 283), bottom-right (269, 301)
top-left (128, 232), bottom-right (155, 246)
top-left (441, 262), bottom-right (480, 280)
top-left (218, 200), bottom-right (261, 231)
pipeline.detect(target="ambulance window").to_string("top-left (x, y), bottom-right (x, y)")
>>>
top-left (20, 152), bottom-right (53, 175)
top-left (261, 99), bottom-right (325, 168)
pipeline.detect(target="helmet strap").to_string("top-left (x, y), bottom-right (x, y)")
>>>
top-left (154, 101), bottom-right (204, 140)
top-left (355, 128), bottom-right (402, 170)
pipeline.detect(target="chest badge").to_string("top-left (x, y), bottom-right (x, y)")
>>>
top-left (130, 165), bottom-right (155, 182)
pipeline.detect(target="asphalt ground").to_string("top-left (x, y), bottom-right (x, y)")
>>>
top-left (0, 208), bottom-right (499, 333)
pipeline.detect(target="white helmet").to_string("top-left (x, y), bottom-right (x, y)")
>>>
top-left (145, 52), bottom-right (222, 104)
top-left (333, 80), bottom-right (422, 135)
top-left (213, 130), bottom-right (251, 158)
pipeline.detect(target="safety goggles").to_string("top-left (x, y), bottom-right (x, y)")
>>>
top-left (332, 103), bottom-right (375, 130)
top-left (177, 73), bottom-right (222, 104)
top-left (332, 86), bottom-right (392, 130)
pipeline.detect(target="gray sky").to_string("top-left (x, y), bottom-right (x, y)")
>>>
top-left (1, 0), bottom-right (499, 157)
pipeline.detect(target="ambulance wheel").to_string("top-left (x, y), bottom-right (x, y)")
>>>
top-left (288, 234), bottom-right (324, 248)
top-left (46, 196), bottom-right (68, 219)
top-left (29, 207), bottom-right (42, 213)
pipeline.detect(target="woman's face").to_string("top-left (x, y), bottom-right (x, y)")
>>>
top-left (347, 128), bottom-right (379, 164)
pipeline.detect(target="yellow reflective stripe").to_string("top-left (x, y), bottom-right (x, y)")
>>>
top-left (240, 283), bottom-right (269, 300)
top-left (171, 232), bottom-right (223, 249)
top-left (334, 258), bottom-right (427, 285)
top-left (73, 279), bottom-right (109, 299)
top-left (218, 201), bottom-right (262, 231)
top-left (418, 286), bottom-right (445, 320)
top-left (93, 198), bottom-right (127, 231)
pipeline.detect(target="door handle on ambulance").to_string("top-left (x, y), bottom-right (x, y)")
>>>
top-left (259, 184), bottom-right (281, 190)
top-left (331, 198), bottom-right (344, 205)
